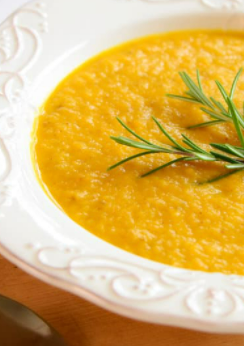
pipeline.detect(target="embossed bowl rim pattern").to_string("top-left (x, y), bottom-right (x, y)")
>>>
top-left (1, 0), bottom-right (244, 333)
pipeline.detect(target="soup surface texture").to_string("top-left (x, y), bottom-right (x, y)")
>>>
top-left (34, 30), bottom-right (244, 275)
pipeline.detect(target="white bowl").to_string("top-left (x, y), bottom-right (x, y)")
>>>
top-left (1, 0), bottom-right (244, 333)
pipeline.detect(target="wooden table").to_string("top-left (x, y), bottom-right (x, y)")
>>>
top-left (1, 254), bottom-right (244, 346)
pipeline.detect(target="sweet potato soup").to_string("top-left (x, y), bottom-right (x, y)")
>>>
top-left (34, 30), bottom-right (244, 275)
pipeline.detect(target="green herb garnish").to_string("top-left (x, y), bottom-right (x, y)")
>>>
top-left (108, 70), bottom-right (244, 183)
top-left (167, 68), bottom-right (244, 129)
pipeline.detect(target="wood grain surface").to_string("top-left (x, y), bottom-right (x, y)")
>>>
top-left (1, 254), bottom-right (244, 346)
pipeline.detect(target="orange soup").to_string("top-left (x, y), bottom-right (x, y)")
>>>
top-left (34, 30), bottom-right (244, 275)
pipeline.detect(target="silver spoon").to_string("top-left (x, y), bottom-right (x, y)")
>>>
top-left (0, 295), bottom-right (67, 346)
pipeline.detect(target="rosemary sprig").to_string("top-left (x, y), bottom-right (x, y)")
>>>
top-left (108, 114), bottom-right (244, 181)
top-left (108, 70), bottom-right (244, 183)
top-left (167, 68), bottom-right (244, 129)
